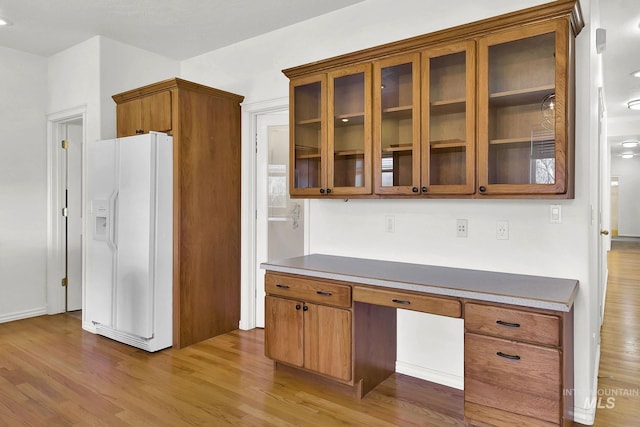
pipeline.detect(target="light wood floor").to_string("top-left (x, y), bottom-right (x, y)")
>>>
top-left (0, 248), bottom-right (638, 426)
top-left (590, 247), bottom-right (640, 426)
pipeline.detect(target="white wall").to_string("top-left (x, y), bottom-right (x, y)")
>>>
top-left (183, 0), bottom-right (599, 422)
top-left (0, 47), bottom-right (48, 322)
top-left (611, 155), bottom-right (640, 236)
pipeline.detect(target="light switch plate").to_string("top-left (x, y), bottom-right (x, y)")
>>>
top-left (550, 204), bottom-right (562, 223)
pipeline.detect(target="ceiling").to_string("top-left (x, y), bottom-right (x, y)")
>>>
top-left (0, 0), bottom-right (637, 155)
top-left (0, 0), bottom-right (364, 60)
top-left (599, 0), bottom-right (640, 159)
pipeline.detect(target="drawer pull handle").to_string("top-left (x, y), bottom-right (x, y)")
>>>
top-left (392, 299), bottom-right (411, 305)
top-left (496, 320), bottom-right (520, 328)
top-left (316, 290), bottom-right (333, 297)
top-left (276, 284), bottom-right (290, 289)
top-left (496, 351), bottom-right (521, 361)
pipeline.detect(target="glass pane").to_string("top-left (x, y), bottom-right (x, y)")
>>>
top-left (334, 73), bottom-right (365, 188)
top-left (487, 32), bottom-right (556, 185)
top-left (379, 62), bottom-right (414, 188)
top-left (429, 51), bottom-right (467, 186)
top-left (293, 82), bottom-right (322, 189)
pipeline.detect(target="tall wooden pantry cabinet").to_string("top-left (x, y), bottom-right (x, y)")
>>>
top-left (113, 78), bottom-right (244, 348)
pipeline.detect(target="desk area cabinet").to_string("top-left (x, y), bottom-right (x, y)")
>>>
top-left (262, 254), bottom-right (577, 427)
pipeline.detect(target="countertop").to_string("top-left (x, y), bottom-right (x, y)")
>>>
top-left (260, 254), bottom-right (579, 312)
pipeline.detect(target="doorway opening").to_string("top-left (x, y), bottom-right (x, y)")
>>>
top-left (47, 108), bottom-right (86, 319)
top-left (255, 110), bottom-right (308, 328)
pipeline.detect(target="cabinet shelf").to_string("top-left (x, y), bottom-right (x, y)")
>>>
top-left (382, 144), bottom-right (413, 153)
top-left (490, 135), bottom-right (554, 145)
top-left (489, 85), bottom-right (555, 107)
top-left (430, 139), bottom-right (466, 149)
top-left (335, 112), bottom-right (365, 126)
top-left (382, 105), bottom-right (413, 119)
top-left (335, 149), bottom-right (365, 157)
top-left (296, 117), bottom-right (322, 127)
top-left (430, 98), bottom-right (466, 115)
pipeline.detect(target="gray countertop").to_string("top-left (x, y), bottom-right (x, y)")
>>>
top-left (260, 254), bottom-right (578, 312)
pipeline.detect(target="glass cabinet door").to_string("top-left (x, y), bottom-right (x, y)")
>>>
top-left (290, 75), bottom-right (327, 196)
top-left (328, 64), bottom-right (372, 195)
top-left (478, 20), bottom-right (568, 195)
top-left (373, 53), bottom-right (421, 195)
top-left (422, 41), bottom-right (476, 194)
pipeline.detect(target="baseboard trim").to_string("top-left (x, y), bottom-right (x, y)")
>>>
top-left (0, 307), bottom-right (47, 324)
top-left (396, 361), bottom-right (464, 390)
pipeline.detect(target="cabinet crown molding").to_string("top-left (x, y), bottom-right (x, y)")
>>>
top-left (282, 0), bottom-right (583, 79)
top-left (112, 77), bottom-right (244, 104)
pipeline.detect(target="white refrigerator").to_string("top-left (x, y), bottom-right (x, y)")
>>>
top-left (89, 132), bottom-right (173, 352)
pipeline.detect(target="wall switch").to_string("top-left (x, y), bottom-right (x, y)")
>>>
top-left (456, 219), bottom-right (468, 238)
top-left (385, 215), bottom-right (395, 233)
top-left (496, 220), bottom-right (509, 240)
top-left (550, 204), bottom-right (562, 223)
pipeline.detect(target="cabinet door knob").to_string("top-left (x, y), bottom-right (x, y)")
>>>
top-left (412, 187), bottom-right (419, 193)
top-left (302, 305), bottom-right (309, 312)
top-left (320, 188), bottom-right (325, 194)
top-left (326, 188), bottom-right (332, 194)
top-left (295, 304), bottom-right (301, 310)
top-left (421, 186), bottom-right (427, 193)
top-left (479, 186), bottom-right (487, 193)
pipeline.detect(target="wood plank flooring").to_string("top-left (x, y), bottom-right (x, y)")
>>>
top-left (591, 247), bottom-right (640, 426)
top-left (1, 246), bottom-right (638, 426)
top-left (0, 315), bottom-right (464, 426)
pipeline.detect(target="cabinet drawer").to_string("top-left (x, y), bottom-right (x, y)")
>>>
top-left (265, 273), bottom-right (351, 308)
top-left (465, 333), bottom-right (561, 424)
top-left (465, 302), bottom-right (560, 346)
top-left (353, 286), bottom-right (461, 317)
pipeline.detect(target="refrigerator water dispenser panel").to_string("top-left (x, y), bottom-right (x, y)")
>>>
top-left (93, 200), bottom-right (109, 240)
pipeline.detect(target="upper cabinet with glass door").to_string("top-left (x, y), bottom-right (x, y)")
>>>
top-left (290, 74), bottom-right (327, 196)
top-left (422, 41), bottom-right (476, 195)
top-left (328, 64), bottom-right (372, 196)
top-left (373, 53), bottom-right (421, 195)
top-left (477, 19), bottom-right (571, 196)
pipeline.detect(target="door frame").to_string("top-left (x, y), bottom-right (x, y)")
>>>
top-left (46, 105), bottom-right (87, 315)
top-left (241, 97), bottom-right (309, 330)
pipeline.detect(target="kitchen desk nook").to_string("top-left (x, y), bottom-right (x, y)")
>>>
top-left (261, 254), bottom-right (578, 427)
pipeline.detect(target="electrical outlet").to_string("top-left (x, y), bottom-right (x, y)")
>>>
top-left (385, 215), bottom-right (395, 233)
top-left (496, 220), bottom-right (509, 240)
top-left (456, 219), bottom-right (468, 238)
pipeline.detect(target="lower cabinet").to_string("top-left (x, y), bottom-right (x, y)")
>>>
top-left (263, 271), bottom-right (574, 426)
top-left (265, 295), bottom-right (352, 381)
top-left (464, 302), bottom-right (573, 427)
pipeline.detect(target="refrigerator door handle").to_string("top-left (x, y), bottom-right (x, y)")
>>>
top-left (108, 191), bottom-right (118, 250)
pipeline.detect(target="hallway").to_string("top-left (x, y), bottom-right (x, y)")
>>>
top-left (592, 245), bottom-right (640, 425)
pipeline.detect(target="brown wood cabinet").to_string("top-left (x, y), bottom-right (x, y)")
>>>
top-left (113, 78), bottom-right (244, 349)
top-left (290, 64), bottom-right (372, 197)
top-left (464, 302), bottom-right (574, 427)
top-left (262, 254), bottom-right (576, 426)
top-left (115, 90), bottom-right (172, 137)
top-left (283, 0), bottom-right (583, 199)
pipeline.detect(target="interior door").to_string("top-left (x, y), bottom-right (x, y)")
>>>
top-left (256, 111), bottom-right (306, 328)
top-left (597, 87), bottom-right (611, 326)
